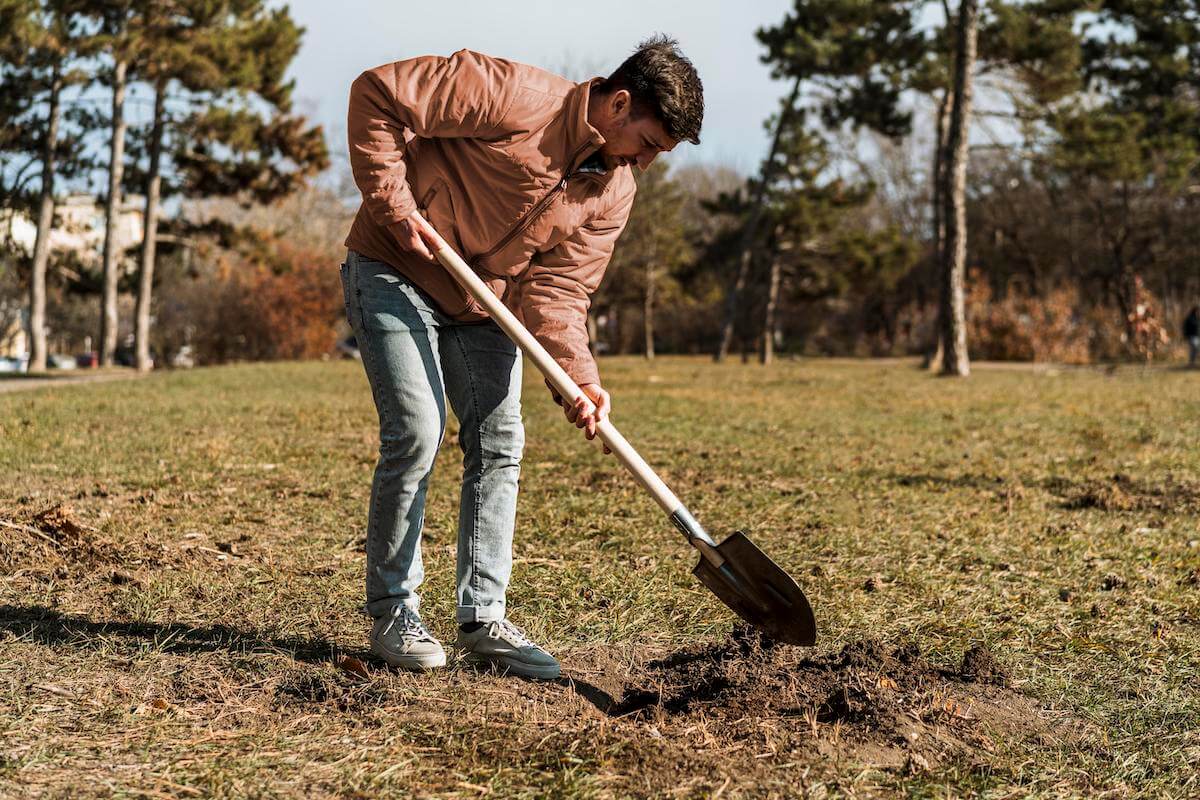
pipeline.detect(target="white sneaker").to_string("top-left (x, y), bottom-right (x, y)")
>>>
top-left (370, 605), bottom-right (446, 671)
top-left (455, 619), bottom-right (560, 681)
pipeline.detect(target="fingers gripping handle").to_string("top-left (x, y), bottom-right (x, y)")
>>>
top-left (416, 214), bottom-right (685, 517)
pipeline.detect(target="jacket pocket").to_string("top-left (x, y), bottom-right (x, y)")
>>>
top-left (417, 179), bottom-right (464, 256)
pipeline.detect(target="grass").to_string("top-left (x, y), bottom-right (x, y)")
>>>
top-left (1, 356), bottom-right (1198, 798)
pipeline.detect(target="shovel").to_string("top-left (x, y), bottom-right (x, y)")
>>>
top-left (413, 214), bottom-right (817, 647)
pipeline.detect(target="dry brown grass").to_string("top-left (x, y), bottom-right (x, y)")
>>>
top-left (2, 358), bottom-right (1198, 798)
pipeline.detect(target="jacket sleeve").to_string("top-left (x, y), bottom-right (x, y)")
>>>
top-left (519, 183), bottom-right (636, 387)
top-left (347, 50), bottom-right (518, 227)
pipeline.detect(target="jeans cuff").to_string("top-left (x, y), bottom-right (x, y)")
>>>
top-left (365, 595), bottom-right (419, 619)
top-left (456, 601), bottom-right (505, 624)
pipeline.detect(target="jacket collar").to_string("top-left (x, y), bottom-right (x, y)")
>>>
top-left (563, 78), bottom-right (608, 173)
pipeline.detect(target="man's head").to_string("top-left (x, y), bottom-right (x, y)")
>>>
top-left (588, 35), bottom-right (704, 171)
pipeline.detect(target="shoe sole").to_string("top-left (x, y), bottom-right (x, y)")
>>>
top-left (460, 651), bottom-right (560, 681)
top-left (372, 648), bottom-right (447, 671)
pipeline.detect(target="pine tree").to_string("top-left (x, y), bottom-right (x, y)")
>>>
top-left (714, 77), bottom-right (801, 363)
top-left (758, 0), bottom-right (1082, 374)
top-left (89, 0), bottom-right (139, 367)
top-left (938, 0), bottom-right (980, 376)
top-left (78, 0), bottom-right (327, 370)
top-left (125, 1), bottom-right (326, 371)
top-left (1047, 0), bottom-right (1200, 351)
top-left (0, 0), bottom-right (92, 371)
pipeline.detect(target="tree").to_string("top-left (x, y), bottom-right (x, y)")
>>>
top-left (0, 0), bottom-right (93, 371)
top-left (72, 0), bottom-right (328, 370)
top-left (91, 0), bottom-right (138, 367)
top-left (758, 0), bottom-right (1083, 374)
top-left (1042, 0), bottom-right (1200, 353)
top-left (714, 77), bottom-right (801, 362)
top-left (602, 161), bottom-right (691, 359)
top-left (938, 0), bottom-right (980, 376)
top-left (125, 0), bottom-right (326, 371)
top-left (758, 122), bottom-right (878, 363)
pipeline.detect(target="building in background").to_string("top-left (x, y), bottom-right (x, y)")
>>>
top-left (0, 195), bottom-right (147, 360)
top-left (3, 193), bottom-right (146, 266)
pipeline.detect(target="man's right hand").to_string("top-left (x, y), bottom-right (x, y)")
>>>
top-left (392, 213), bottom-right (441, 262)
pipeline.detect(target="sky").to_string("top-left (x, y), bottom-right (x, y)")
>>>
top-left (278, 0), bottom-right (795, 176)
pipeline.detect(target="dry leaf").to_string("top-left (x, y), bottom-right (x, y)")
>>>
top-left (337, 654), bottom-right (370, 679)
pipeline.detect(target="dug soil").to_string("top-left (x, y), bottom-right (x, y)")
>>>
top-left (565, 625), bottom-right (1077, 781)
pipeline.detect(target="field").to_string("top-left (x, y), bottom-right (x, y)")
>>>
top-left (2, 357), bottom-right (1198, 798)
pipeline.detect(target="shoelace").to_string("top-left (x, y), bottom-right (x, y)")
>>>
top-left (489, 619), bottom-right (536, 649)
top-left (383, 606), bottom-right (435, 643)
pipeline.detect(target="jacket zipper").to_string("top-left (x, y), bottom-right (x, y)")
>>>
top-left (473, 143), bottom-right (596, 266)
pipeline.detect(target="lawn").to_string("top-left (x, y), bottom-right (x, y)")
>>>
top-left (1, 357), bottom-right (1198, 798)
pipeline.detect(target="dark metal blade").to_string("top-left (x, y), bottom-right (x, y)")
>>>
top-left (692, 530), bottom-right (817, 646)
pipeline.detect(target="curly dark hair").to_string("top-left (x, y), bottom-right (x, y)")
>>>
top-left (600, 35), bottom-right (704, 145)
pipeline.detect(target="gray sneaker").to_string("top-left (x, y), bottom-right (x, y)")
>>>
top-left (370, 605), bottom-right (446, 671)
top-left (455, 619), bottom-right (560, 681)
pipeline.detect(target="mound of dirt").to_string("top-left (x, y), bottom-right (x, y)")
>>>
top-left (1067, 480), bottom-right (1135, 511)
top-left (32, 504), bottom-right (92, 547)
top-left (583, 626), bottom-right (1066, 774)
top-left (2, 504), bottom-right (123, 572)
top-left (1060, 473), bottom-right (1200, 513)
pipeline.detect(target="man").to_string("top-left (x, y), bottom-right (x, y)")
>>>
top-left (1185, 306), bottom-right (1200, 367)
top-left (343, 37), bottom-right (703, 679)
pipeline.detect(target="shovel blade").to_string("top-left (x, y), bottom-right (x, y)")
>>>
top-left (692, 531), bottom-right (817, 646)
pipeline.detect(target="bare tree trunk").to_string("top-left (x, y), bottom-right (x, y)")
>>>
top-left (100, 58), bottom-right (128, 367)
top-left (134, 82), bottom-right (166, 372)
top-left (28, 67), bottom-right (62, 373)
top-left (924, 89), bottom-right (953, 371)
top-left (760, 240), bottom-right (784, 366)
top-left (938, 0), bottom-right (979, 378)
top-left (716, 76), bottom-right (802, 362)
top-left (644, 260), bottom-right (656, 360)
top-left (933, 90), bottom-right (951, 262)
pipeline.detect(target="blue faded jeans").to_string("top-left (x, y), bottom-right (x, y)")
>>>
top-left (341, 250), bottom-right (524, 624)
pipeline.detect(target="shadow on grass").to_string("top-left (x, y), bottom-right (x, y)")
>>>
top-left (870, 470), bottom-right (1011, 491)
top-left (0, 603), bottom-right (623, 714)
top-left (555, 675), bottom-right (622, 715)
top-left (0, 603), bottom-right (356, 665)
top-left (868, 468), bottom-right (1200, 513)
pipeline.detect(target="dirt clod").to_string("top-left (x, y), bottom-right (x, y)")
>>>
top-left (32, 504), bottom-right (89, 545)
top-left (959, 645), bottom-right (1009, 686)
top-left (110, 569), bottom-right (140, 586)
top-left (1101, 573), bottom-right (1127, 591)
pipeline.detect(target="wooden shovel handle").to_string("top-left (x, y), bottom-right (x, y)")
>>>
top-left (414, 212), bottom-right (687, 520)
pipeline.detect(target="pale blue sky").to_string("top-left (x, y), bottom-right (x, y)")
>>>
top-left (279, 0), bottom-right (795, 175)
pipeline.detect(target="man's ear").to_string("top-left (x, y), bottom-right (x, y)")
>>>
top-left (609, 88), bottom-right (632, 122)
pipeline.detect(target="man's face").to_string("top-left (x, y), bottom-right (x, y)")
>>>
top-left (589, 88), bottom-right (679, 172)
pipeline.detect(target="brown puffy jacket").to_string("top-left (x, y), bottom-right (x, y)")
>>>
top-left (345, 49), bottom-right (637, 386)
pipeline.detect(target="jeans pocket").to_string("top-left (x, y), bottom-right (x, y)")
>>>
top-left (339, 261), bottom-right (353, 328)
